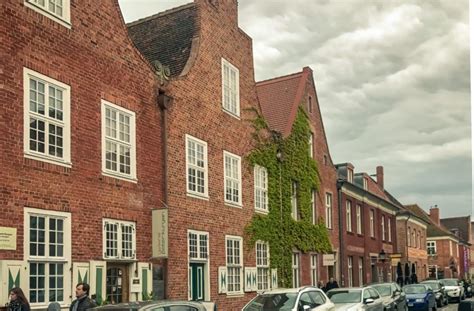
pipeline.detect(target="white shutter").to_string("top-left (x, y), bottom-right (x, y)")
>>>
top-left (244, 267), bottom-right (253, 292)
top-left (218, 266), bottom-right (227, 294)
top-left (72, 262), bottom-right (90, 295)
top-left (251, 268), bottom-right (258, 291)
top-left (0, 260), bottom-right (27, 304)
top-left (271, 268), bottom-right (278, 289)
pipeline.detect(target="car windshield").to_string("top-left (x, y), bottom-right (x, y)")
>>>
top-left (403, 285), bottom-right (426, 294)
top-left (442, 279), bottom-right (458, 286)
top-left (242, 293), bottom-right (298, 311)
top-left (327, 290), bottom-right (361, 303)
top-left (422, 282), bottom-right (441, 290)
top-left (371, 285), bottom-right (391, 297)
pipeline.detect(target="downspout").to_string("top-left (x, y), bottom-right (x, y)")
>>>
top-left (336, 179), bottom-right (345, 286)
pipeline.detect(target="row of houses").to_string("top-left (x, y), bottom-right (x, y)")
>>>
top-left (0, 0), bottom-right (472, 310)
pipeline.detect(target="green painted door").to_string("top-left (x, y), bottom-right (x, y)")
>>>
top-left (189, 263), bottom-right (204, 301)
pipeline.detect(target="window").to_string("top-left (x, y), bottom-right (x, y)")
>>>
top-left (347, 168), bottom-right (353, 183)
top-left (346, 200), bottom-right (352, 232)
top-left (291, 182), bottom-right (298, 220)
top-left (325, 193), bottom-right (333, 229)
top-left (292, 252), bottom-right (300, 288)
top-left (23, 68), bottom-right (71, 166)
top-left (224, 151), bottom-right (241, 205)
top-left (226, 236), bottom-right (243, 294)
top-left (256, 241), bottom-right (270, 291)
top-left (311, 190), bottom-right (316, 225)
top-left (348, 257), bottom-right (353, 287)
top-left (411, 230), bottom-right (416, 248)
top-left (188, 230), bottom-right (208, 260)
top-left (221, 58), bottom-right (240, 117)
top-left (186, 135), bottom-right (208, 197)
top-left (24, 0), bottom-right (71, 26)
top-left (427, 241), bottom-right (436, 255)
top-left (309, 132), bottom-right (314, 158)
top-left (358, 257), bottom-right (364, 286)
top-left (102, 219), bottom-right (136, 260)
top-left (25, 208), bottom-right (71, 305)
top-left (388, 218), bottom-right (392, 242)
top-left (356, 204), bottom-right (362, 234)
top-left (323, 155), bottom-right (328, 165)
top-left (308, 96), bottom-right (313, 113)
top-left (449, 241), bottom-right (452, 256)
top-left (418, 231), bottom-right (422, 249)
top-left (254, 165), bottom-right (268, 212)
top-left (407, 228), bottom-right (411, 247)
top-left (363, 178), bottom-right (368, 190)
top-left (381, 215), bottom-right (386, 241)
top-left (101, 100), bottom-right (136, 180)
top-left (369, 210), bottom-right (375, 237)
top-left (310, 254), bottom-right (318, 286)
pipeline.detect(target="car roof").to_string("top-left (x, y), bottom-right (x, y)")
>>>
top-left (92, 300), bottom-right (209, 310)
top-left (261, 286), bottom-right (321, 294)
top-left (328, 287), bottom-right (367, 291)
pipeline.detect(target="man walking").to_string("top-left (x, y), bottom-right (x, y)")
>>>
top-left (70, 283), bottom-right (97, 311)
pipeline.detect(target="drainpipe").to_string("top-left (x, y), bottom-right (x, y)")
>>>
top-left (336, 178), bottom-right (345, 287)
top-left (404, 213), bottom-right (412, 283)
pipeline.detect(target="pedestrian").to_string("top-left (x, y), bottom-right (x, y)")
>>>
top-left (7, 287), bottom-right (30, 311)
top-left (70, 283), bottom-right (97, 311)
top-left (318, 280), bottom-right (326, 292)
top-left (325, 277), bottom-right (339, 291)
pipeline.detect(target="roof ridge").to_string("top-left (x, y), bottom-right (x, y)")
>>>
top-left (126, 2), bottom-right (195, 27)
top-left (256, 71), bottom-right (304, 86)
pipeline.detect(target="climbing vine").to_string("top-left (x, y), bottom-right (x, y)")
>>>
top-left (245, 107), bottom-right (332, 287)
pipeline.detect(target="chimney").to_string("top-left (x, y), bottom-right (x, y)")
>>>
top-left (376, 166), bottom-right (384, 189)
top-left (429, 206), bottom-right (440, 226)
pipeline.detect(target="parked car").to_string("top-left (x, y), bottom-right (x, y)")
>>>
top-left (369, 282), bottom-right (407, 311)
top-left (459, 300), bottom-right (474, 311)
top-left (327, 287), bottom-right (384, 311)
top-left (420, 280), bottom-right (448, 307)
top-left (440, 278), bottom-right (465, 302)
top-left (242, 286), bottom-right (335, 311)
top-left (403, 284), bottom-right (436, 311)
top-left (90, 300), bottom-right (216, 311)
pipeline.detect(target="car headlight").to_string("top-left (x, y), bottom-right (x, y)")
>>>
top-left (415, 298), bottom-right (424, 302)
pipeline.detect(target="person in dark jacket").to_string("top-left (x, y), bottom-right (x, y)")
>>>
top-left (325, 277), bottom-right (339, 291)
top-left (7, 287), bottom-right (30, 311)
top-left (70, 283), bottom-right (97, 311)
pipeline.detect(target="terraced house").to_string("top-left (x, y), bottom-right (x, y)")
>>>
top-left (0, 0), bottom-right (164, 307)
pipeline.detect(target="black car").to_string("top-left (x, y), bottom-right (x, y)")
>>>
top-left (421, 280), bottom-right (448, 307)
top-left (370, 282), bottom-right (407, 311)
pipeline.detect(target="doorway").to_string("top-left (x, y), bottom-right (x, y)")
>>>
top-left (189, 263), bottom-right (205, 301)
top-left (106, 264), bottom-right (129, 304)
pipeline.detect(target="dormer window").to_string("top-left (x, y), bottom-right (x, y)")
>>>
top-left (347, 168), bottom-right (353, 183)
top-left (363, 177), bottom-right (368, 190)
top-left (221, 58), bottom-right (240, 118)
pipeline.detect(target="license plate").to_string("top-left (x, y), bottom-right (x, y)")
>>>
top-left (408, 303), bottom-right (414, 307)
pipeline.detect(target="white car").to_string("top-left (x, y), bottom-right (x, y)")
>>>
top-left (242, 286), bottom-right (335, 311)
top-left (440, 278), bottom-right (465, 302)
top-left (327, 287), bottom-right (384, 311)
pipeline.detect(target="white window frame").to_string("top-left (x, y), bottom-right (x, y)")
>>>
top-left (358, 257), bottom-right (364, 286)
top-left (412, 230), bottom-right (416, 248)
top-left (309, 132), bottom-right (314, 158)
top-left (188, 230), bottom-right (209, 261)
top-left (24, 207), bottom-right (71, 306)
top-left (449, 240), bottom-right (452, 256)
top-left (254, 165), bottom-right (268, 213)
top-left (310, 254), bottom-right (318, 286)
top-left (325, 193), bottom-right (333, 229)
top-left (24, 0), bottom-right (71, 28)
top-left (101, 100), bottom-right (137, 181)
top-left (186, 135), bottom-right (208, 198)
top-left (311, 190), bottom-right (316, 225)
top-left (292, 252), bottom-right (300, 288)
top-left (291, 182), bottom-right (298, 220)
top-left (221, 58), bottom-right (240, 117)
top-left (388, 217), bottom-right (392, 242)
top-left (427, 241), bottom-right (437, 255)
top-left (369, 210), bottom-right (375, 238)
top-left (256, 241), bottom-right (270, 291)
top-left (363, 177), bottom-right (368, 190)
top-left (356, 204), bottom-right (362, 235)
top-left (225, 235), bottom-right (243, 295)
top-left (347, 168), bottom-right (353, 183)
top-left (23, 68), bottom-right (71, 167)
top-left (348, 256), bottom-right (353, 287)
top-left (381, 215), bottom-right (386, 241)
top-left (308, 96), bottom-right (313, 113)
top-left (102, 218), bottom-right (136, 260)
top-left (346, 200), bottom-right (352, 232)
top-left (223, 151), bottom-right (242, 206)
top-left (407, 228), bottom-right (411, 247)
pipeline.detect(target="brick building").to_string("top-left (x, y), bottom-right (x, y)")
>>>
top-left (440, 216), bottom-right (472, 279)
top-left (256, 67), bottom-right (340, 286)
top-left (128, 0), bottom-right (275, 309)
top-left (0, 0), bottom-right (163, 307)
top-left (336, 164), bottom-right (401, 286)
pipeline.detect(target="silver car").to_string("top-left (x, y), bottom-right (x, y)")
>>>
top-left (90, 300), bottom-right (216, 311)
top-left (327, 287), bottom-right (384, 311)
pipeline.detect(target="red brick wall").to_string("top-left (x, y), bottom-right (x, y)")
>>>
top-left (396, 218), bottom-right (428, 280)
top-left (428, 239), bottom-right (460, 279)
top-left (0, 1), bottom-right (162, 262)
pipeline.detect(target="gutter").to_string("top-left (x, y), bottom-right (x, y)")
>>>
top-left (336, 178), bottom-right (345, 286)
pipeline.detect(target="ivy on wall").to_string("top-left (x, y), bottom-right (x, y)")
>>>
top-left (245, 107), bottom-right (333, 287)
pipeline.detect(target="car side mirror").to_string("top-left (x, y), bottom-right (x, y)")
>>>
top-left (393, 290), bottom-right (400, 297)
top-left (364, 298), bottom-right (374, 304)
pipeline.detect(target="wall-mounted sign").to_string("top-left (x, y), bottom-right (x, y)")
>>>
top-left (0, 227), bottom-right (16, 250)
top-left (323, 254), bottom-right (335, 266)
top-left (152, 209), bottom-right (168, 258)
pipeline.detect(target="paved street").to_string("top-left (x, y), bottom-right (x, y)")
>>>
top-left (440, 297), bottom-right (473, 310)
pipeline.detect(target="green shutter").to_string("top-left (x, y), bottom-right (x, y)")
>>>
top-left (8, 268), bottom-right (20, 290)
top-left (142, 268), bottom-right (148, 300)
top-left (96, 267), bottom-right (103, 304)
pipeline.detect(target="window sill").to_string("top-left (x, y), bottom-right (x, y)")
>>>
top-left (225, 292), bottom-right (245, 298)
top-left (24, 152), bottom-right (72, 168)
top-left (225, 201), bottom-right (242, 209)
top-left (102, 171), bottom-right (138, 183)
top-left (222, 108), bottom-right (241, 120)
top-left (187, 192), bottom-right (209, 201)
top-left (255, 209), bottom-right (269, 215)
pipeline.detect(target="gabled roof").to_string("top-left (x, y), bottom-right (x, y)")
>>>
top-left (404, 204), bottom-right (459, 240)
top-left (256, 68), bottom-right (311, 137)
top-left (127, 3), bottom-right (198, 77)
top-left (441, 216), bottom-right (471, 242)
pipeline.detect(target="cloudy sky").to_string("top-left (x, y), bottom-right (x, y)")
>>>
top-left (118, 0), bottom-right (472, 219)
